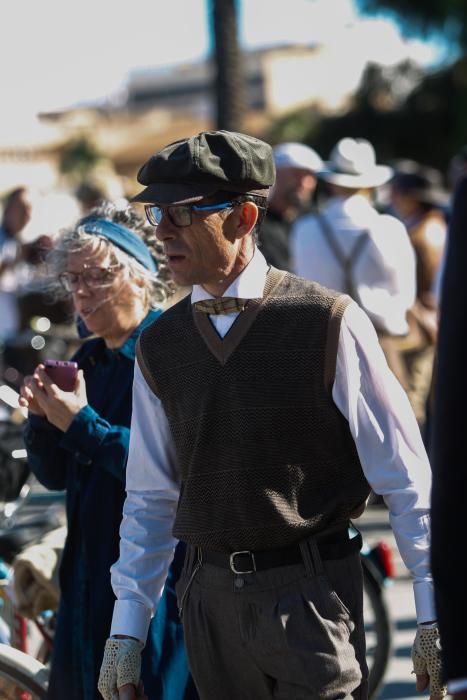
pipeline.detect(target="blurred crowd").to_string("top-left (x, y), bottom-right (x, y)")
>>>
top-left (0, 180), bottom-right (165, 389)
top-left (1, 138), bottom-right (464, 436)
top-left (256, 137), bottom-right (467, 438)
top-left (0, 131), bottom-right (463, 700)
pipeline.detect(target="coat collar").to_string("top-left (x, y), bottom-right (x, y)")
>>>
top-left (79, 308), bottom-right (162, 363)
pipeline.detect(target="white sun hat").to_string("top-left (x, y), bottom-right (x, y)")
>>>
top-left (319, 137), bottom-right (393, 188)
top-left (273, 142), bottom-right (323, 174)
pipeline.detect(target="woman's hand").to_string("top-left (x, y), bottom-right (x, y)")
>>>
top-left (20, 364), bottom-right (88, 432)
top-left (19, 374), bottom-right (46, 417)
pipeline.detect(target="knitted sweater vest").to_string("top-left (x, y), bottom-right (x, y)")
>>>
top-left (137, 269), bottom-right (370, 551)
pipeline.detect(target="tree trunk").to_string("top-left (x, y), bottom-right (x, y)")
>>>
top-left (211, 0), bottom-right (245, 131)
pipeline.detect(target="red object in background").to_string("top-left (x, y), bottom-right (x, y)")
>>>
top-left (375, 541), bottom-right (395, 579)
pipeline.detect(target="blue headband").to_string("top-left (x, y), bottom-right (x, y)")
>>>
top-left (79, 216), bottom-right (157, 272)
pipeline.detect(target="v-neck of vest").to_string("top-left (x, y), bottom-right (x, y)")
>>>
top-left (192, 267), bottom-right (287, 366)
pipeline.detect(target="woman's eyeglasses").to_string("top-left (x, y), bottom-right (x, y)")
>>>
top-left (59, 264), bottom-right (122, 292)
top-left (144, 201), bottom-right (238, 228)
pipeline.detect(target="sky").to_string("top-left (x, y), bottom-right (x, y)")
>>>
top-left (1, 0), bottom-right (452, 126)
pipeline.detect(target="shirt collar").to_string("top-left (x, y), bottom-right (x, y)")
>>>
top-left (118, 308), bottom-right (162, 359)
top-left (324, 194), bottom-right (377, 224)
top-left (191, 247), bottom-right (269, 304)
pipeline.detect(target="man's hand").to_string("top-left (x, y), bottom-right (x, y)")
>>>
top-left (411, 625), bottom-right (447, 698)
top-left (98, 638), bottom-right (143, 700)
top-left (117, 681), bottom-right (147, 699)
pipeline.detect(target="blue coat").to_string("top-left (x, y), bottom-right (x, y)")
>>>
top-left (24, 310), bottom-right (197, 700)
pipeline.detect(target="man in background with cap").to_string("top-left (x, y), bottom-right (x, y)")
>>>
top-left (98, 130), bottom-right (444, 700)
top-left (258, 142), bottom-right (322, 271)
top-left (291, 137), bottom-right (416, 389)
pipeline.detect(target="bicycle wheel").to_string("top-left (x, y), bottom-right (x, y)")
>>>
top-left (0, 644), bottom-right (48, 699)
top-left (362, 559), bottom-right (392, 698)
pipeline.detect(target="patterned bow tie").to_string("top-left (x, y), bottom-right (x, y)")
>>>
top-left (192, 297), bottom-right (248, 315)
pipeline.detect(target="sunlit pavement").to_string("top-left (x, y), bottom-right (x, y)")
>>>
top-left (359, 506), bottom-right (428, 700)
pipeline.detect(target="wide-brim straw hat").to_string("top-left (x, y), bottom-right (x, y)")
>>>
top-left (319, 137), bottom-right (393, 189)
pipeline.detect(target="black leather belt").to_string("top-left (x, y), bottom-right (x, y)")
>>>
top-left (200, 530), bottom-right (362, 575)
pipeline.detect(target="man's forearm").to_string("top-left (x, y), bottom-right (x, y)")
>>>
top-left (110, 489), bottom-right (178, 641)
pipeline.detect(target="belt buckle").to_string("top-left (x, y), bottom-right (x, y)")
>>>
top-left (229, 550), bottom-right (256, 574)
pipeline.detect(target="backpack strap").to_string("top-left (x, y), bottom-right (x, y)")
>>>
top-left (317, 214), bottom-right (370, 302)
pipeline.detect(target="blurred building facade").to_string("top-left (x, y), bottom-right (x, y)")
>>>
top-left (0, 44), bottom-right (354, 197)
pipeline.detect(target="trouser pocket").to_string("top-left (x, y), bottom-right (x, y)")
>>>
top-left (175, 546), bottom-right (202, 619)
top-left (268, 560), bottom-right (362, 697)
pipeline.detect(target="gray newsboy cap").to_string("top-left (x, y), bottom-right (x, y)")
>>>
top-left (132, 130), bottom-right (275, 205)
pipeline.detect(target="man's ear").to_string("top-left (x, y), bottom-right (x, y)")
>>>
top-left (236, 201), bottom-right (258, 239)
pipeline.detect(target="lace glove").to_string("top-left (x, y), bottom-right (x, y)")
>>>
top-left (411, 624), bottom-right (446, 698)
top-left (98, 638), bottom-right (143, 700)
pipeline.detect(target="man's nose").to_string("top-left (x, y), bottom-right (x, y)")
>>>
top-left (155, 215), bottom-right (177, 241)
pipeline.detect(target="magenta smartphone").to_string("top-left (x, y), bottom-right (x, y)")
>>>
top-left (44, 360), bottom-right (78, 391)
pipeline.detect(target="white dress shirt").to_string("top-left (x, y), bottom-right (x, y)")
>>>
top-left (290, 195), bottom-right (416, 336)
top-left (110, 248), bottom-right (434, 643)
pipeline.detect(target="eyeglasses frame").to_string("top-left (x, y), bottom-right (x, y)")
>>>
top-left (59, 263), bottom-right (123, 293)
top-left (144, 201), bottom-right (241, 228)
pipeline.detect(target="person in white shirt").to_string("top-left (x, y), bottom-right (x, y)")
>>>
top-left (291, 138), bottom-right (416, 389)
top-left (98, 130), bottom-right (444, 700)
top-left (0, 187), bottom-right (33, 339)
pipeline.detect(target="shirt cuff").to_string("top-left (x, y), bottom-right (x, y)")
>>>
top-left (448, 679), bottom-right (467, 693)
top-left (59, 405), bottom-right (108, 464)
top-left (413, 579), bottom-right (436, 623)
top-left (110, 599), bottom-right (152, 644)
top-left (23, 415), bottom-right (61, 450)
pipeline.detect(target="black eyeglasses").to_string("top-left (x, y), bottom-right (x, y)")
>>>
top-left (144, 201), bottom-right (238, 228)
top-left (59, 264), bottom-right (122, 292)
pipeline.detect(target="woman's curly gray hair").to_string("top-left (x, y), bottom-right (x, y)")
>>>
top-left (45, 201), bottom-right (174, 307)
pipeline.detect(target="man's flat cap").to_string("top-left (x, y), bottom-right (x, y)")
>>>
top-left (132, 130), bottom-right (275, 205)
